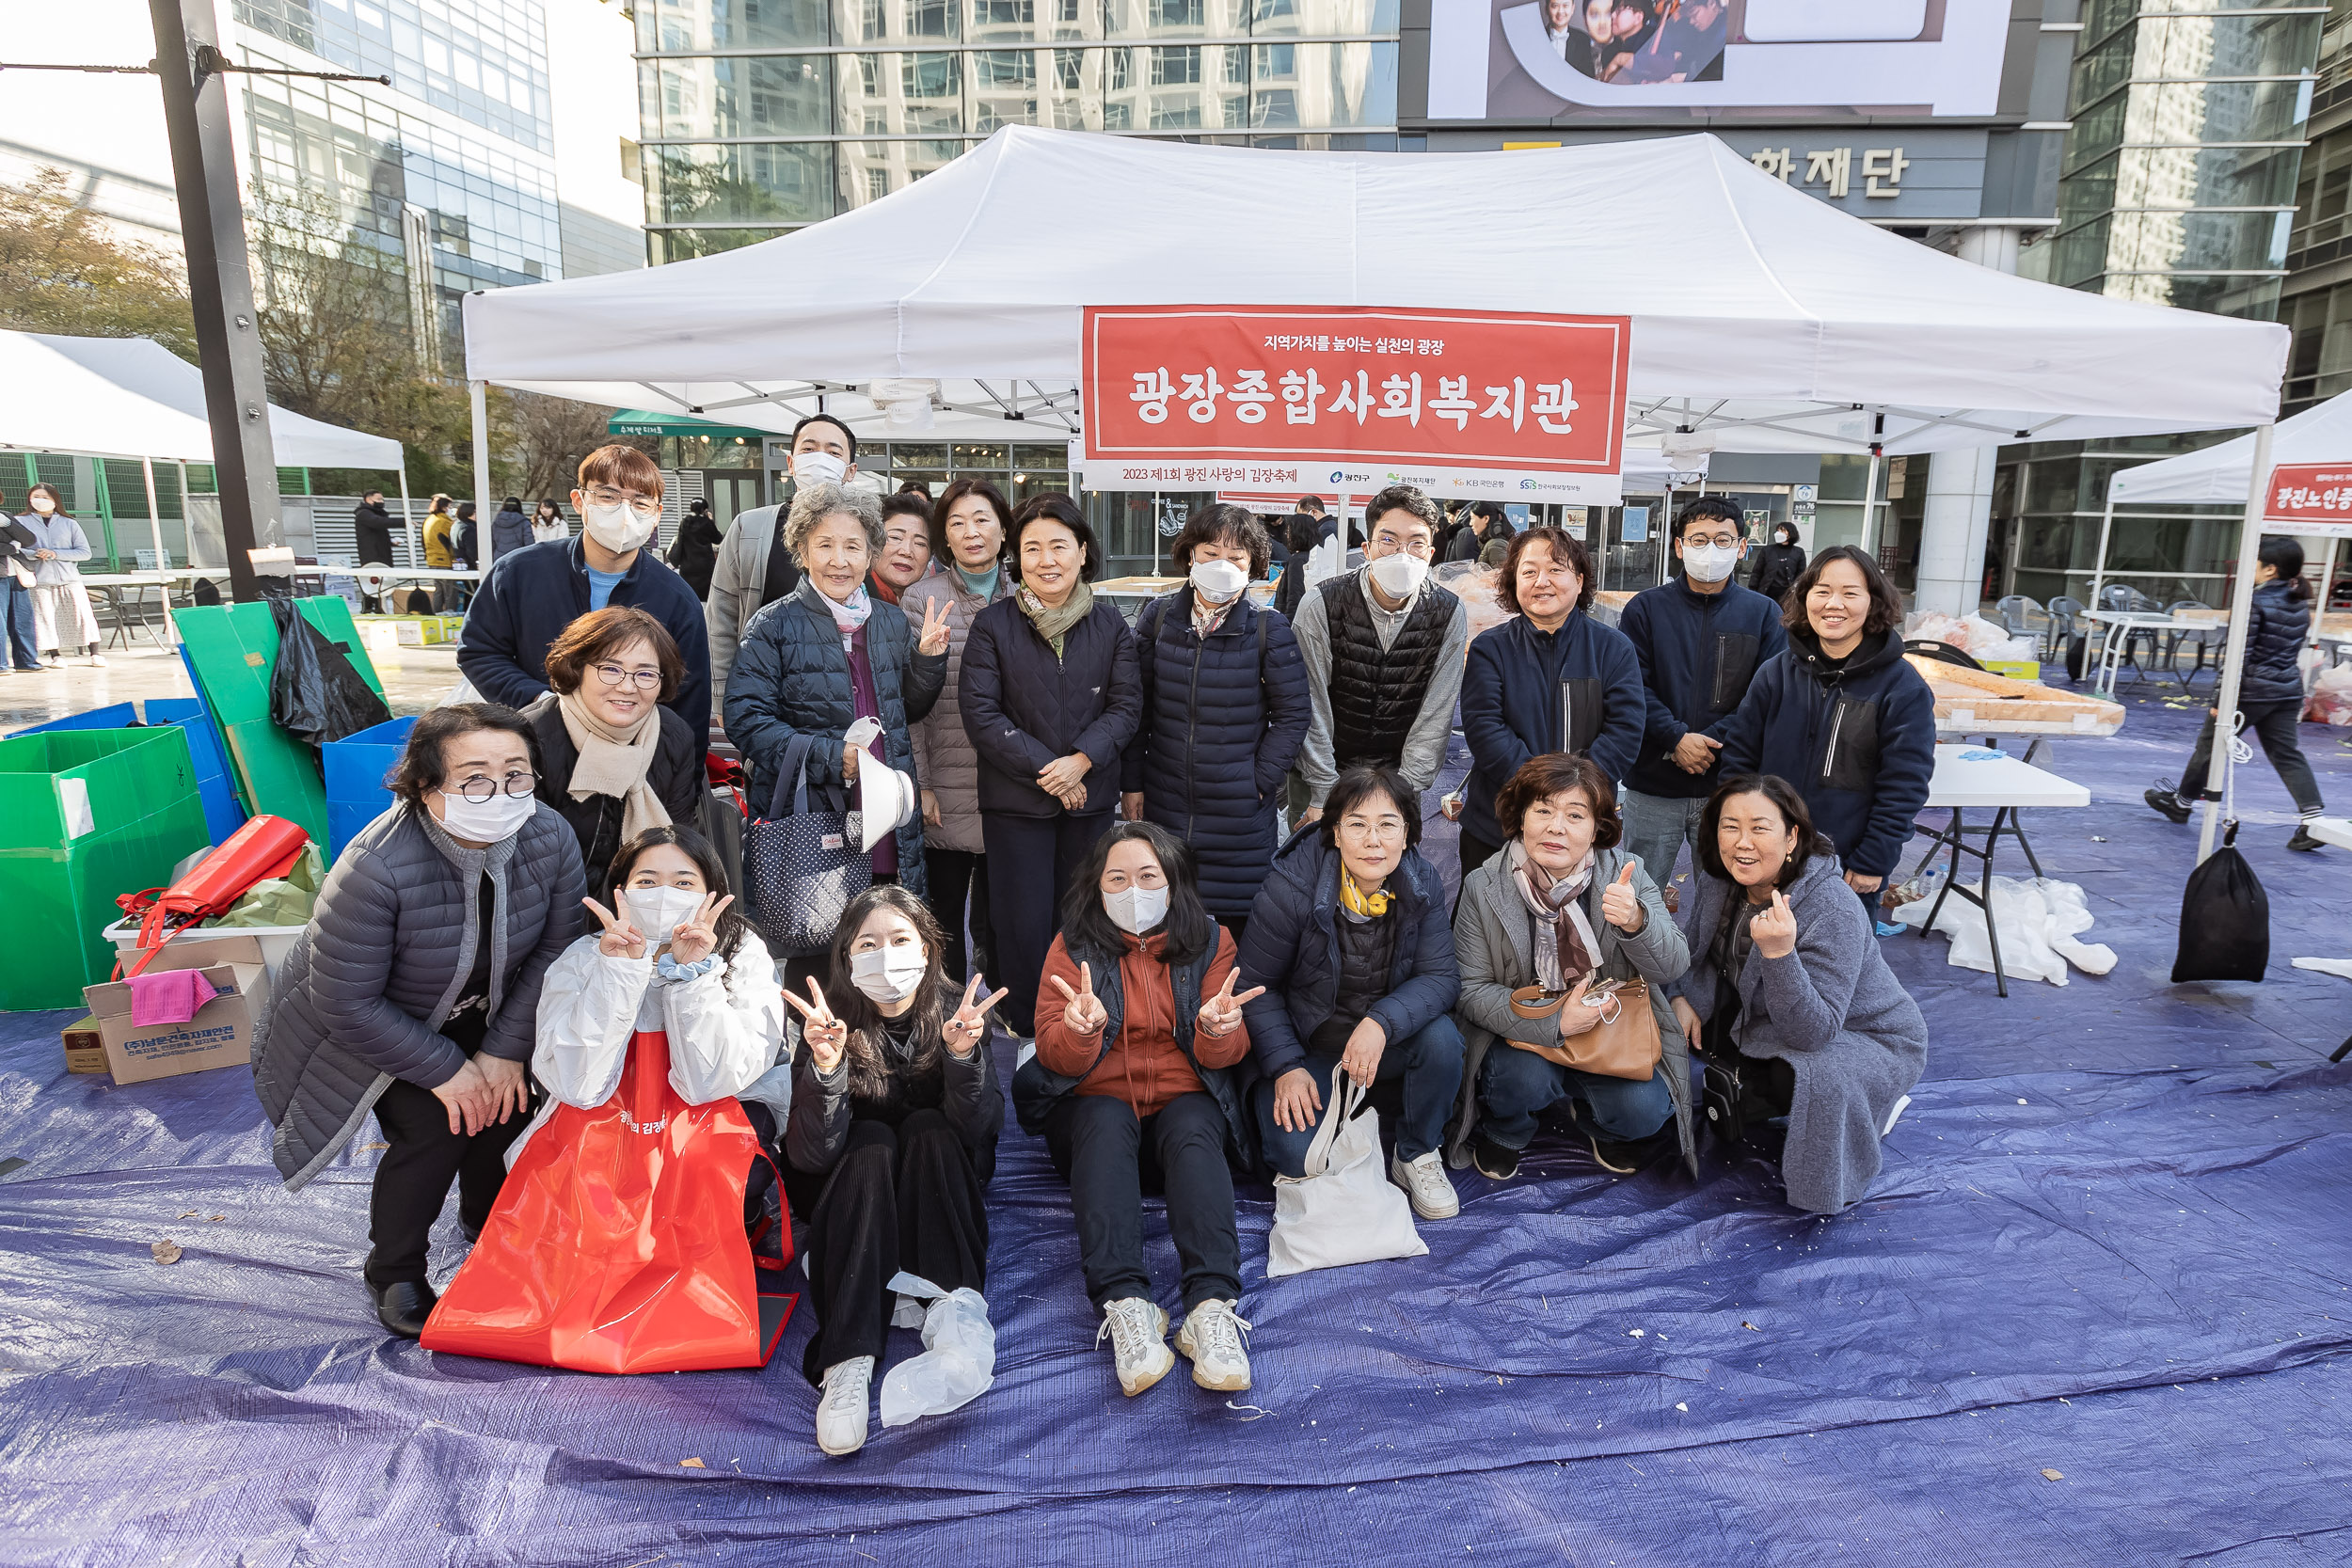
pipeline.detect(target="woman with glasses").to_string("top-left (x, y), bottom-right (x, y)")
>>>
top-left (521, 607), bottom-right (708, 897)
top-left (254, 704), bottom-right (584, 1338)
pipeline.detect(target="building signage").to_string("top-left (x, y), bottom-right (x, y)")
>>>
top-left (2264, 463), bottom-right (2352, 538)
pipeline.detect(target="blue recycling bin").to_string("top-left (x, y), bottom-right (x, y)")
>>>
top-left (322, 714), bottom-right (416, 862)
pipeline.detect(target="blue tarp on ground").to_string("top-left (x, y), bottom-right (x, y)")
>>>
top-left (4, 684), bottom-right (2351, 1566)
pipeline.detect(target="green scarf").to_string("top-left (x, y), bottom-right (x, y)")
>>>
top-left (1017, 578), bottom-right (1093, 660)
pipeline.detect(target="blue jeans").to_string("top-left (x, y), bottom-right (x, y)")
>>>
top-left (1619, 788), bottom-right (1708, 889)
top-left (1477, 1038), bottom-right (1673, 1150)
top-left (1253, 1014), bottom-right (1466, 1176)
top-left (2, 578), bottom-right (38, 670)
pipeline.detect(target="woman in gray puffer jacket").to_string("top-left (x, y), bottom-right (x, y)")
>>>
top-left (254, 704), bottom-right (583, 1339)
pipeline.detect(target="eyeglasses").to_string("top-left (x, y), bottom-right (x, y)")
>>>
top-left (448, 771), bottom-right (537, 802)
top-left (594, 663), bottom-right (662, 690)
top-left (582, 485), bottom-right (661, 519)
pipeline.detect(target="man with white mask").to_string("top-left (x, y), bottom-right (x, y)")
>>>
top-left (1288, 484), bottom-right (1470, 826)
top-left (457, 445), bottom-right (713, 727)
top-left (707, 413), bottom-right (865, 719)
top-left (1614, 496), bottom-right (1787, 887)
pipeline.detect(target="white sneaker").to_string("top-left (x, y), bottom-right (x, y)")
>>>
top-left (86, 654), bottom-right (106, 667)
top-left (816, 1355), bottom-right (874, 1456)
top-left (1095, 1296), bottom-right (1173, 1397)
top-left (1391, 1148), bottom-right (1460, 1220)
top-left (1174, 1297), bottom-right (1253, 1392)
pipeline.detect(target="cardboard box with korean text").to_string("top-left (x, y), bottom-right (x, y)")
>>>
top-left (82, 937), bottom-right (272, 1085)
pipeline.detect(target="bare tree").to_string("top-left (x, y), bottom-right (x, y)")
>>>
top-left (501, 390), bottom-right (652, 502)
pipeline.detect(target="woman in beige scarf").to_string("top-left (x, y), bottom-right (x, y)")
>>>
top-left (522, 608), bottom-right (710, 898)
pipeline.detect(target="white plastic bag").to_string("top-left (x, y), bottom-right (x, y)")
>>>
top-left (2307, 662), bottom-right (2352, 724)
top-left (1264, 1070), bottom-right (1428, 1278)
top-left (878, 1272), bottom-right (995, 1428)
top-left (1893, 875), bottom-right (2117, 987)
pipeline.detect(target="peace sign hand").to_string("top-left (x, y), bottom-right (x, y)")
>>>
top-left (1752, 888), bottom-right (1799, 960)
top-left (668, 892), bottom-right (734, 967)
top-left (582, 892), bottom-right (646, 958)
top-left (1195, 967), bottom-right (1265, 1038)
top-left (782, 976), bottom-right (849, 1070)
top-left (945, 973), bottom-right (1010, 1058)
top-left (1600, 861), bottom-right (1645, 934)
top-left (1050, 960), bottom-right (1107, 1037)
top-left (917, 594), bottom-right (952, 657)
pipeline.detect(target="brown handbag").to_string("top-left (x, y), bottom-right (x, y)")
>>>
top-left (1508, 976), bottom-right (1663, 1081)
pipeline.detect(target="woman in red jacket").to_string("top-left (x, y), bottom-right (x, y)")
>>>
top-left (1011, 821), bottom-right (1263, 1400)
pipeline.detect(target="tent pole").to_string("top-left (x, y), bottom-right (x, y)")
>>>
top-left (1858, 447), bottom-right (1883, 555)
top-left (397, 463), bottom-right (418, 571)
top-left (2315, 536), bottom-right (2341, 642)
top-left (140, 456), bottom-right (166, 570)
top-left (2197, 421), bottom-right (2278, 864)
top-left (2090, 496), bottom-right (2115, 608)
top-left (469, 379), bottom-right (491, 575)
top-left (1660, 485), bottom-right (1675, 585)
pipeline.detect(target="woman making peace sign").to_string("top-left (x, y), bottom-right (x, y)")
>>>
top-left (1014, 821), bottom-right (1262, 1401)
top-left (785, 885), bottom-right (1009, 1457)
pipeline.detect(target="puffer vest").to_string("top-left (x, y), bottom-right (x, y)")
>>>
top-left (1321, 574), bottom-right (1458, 772)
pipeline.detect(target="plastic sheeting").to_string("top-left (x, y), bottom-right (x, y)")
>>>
top-left (4, 693), bottom-right (2352, 1565)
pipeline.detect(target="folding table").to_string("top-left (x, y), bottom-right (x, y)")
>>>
top-left (1909, 743), bottom-right (2092, 997)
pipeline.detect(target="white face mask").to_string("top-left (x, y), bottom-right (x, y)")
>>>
top-left (1367, 551), bottom-right (1428, 600)
top-left (850, 944), bottom-right (929, 1005)
top-left (1190, 558), bottom-right (1248, 604)
top-left (625, 885), bottom-right (705, 942)
top-left (1105, 884), bottom-right (1170, 935)
top-left (437, 786), bottom-right (535, 843)
top-left (1682, 543), bottom-right (1739, 584)
top-left (29, 499), bottom-right (55, 515)
top-left (792, 451), bottom-right (849, 486)
top-left (583, 501), bottom-right (656, 554)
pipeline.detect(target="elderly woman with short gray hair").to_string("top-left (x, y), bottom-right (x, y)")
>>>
top-left (723, 480), bottom-right (952, 990)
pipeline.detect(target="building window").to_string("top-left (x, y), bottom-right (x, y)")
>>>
top-left (1151, 0), bottom-right (1200, 25)
top-left (1150, 45), bottom-right (1200, 84)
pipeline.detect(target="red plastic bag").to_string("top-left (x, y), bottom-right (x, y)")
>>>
top-left (113, 814), bottom-right (310, 977)
top-left (421, 1029), bottom-right (795, 1373)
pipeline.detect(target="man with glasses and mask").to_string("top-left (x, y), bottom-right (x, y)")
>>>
top-left (1290, 484), bottom-right (1470, 826)
top-left (457, 445), bottom-right (712, 728)
top-left (707, 413), bottom-right (863, 720)
top-left (1614, 496), bottom-right (1785, 886)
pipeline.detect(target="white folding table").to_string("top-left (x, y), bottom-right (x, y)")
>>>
top-left (1908, 743), bottom-right (2092, 997)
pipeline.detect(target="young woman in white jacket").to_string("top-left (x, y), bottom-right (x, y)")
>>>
top-left (420, 823), bottom-right (793, 1373)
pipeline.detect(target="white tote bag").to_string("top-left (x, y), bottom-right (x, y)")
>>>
top-left (1264, 1070), bottom-right (1428, 1278)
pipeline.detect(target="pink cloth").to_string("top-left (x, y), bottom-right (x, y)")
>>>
top-left (128, 969), bottom-right (218, 1026)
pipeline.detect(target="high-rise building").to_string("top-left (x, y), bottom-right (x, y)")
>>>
top-left (2282, 0), bottom-right (2352, 413)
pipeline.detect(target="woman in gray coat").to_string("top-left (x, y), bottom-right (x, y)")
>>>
top-left (1669, 774), bottom-right (1928, 1214)
top-left (1448, 752), bottom-right (1696, 1181)
top-left (253, 704), bottom-right (584, 1338)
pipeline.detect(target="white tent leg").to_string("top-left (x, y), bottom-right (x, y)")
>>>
top-left (2315, 537), bottom-right (2340, 644)
top-left (1659, 485), bottom-right (1675, 585)
top-left (140, 456), bottom-right (166, 569)
top-left (1858, 449), bottom-right (1883, 555)
top-left (2090, 496), bottom-right (2115, 608)
top-left (397, 465), bottom-right (418, 570)
top-left (469, 379), bottom-right (492, 572)
top-left (2198, 421), bottom-right (2278, 864)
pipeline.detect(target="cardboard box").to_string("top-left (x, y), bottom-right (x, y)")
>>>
top-left (82, 944), bottom-right (272, 1085)
top-left (63, 1014), bottom-right (106, 1074)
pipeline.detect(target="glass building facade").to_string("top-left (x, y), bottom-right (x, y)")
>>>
top-left (2281, 0), bottom-right (2352, 411)
top-left (635, 0), bottom-right (1399, 258)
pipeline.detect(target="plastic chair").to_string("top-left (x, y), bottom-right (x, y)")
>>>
top-left (1994, 594), bottom-right (2042, 639)
top-left (2042, 595), bottom-right (2086, 665)
top-left (2164, 599), bottom-right (2221, 685)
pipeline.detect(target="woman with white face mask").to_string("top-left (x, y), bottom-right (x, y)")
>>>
top-left (17, 483), bottom-right (103, 668)
top-left (782, 884), bottom-right (1008, 1456)
top-left (1119, 504), bottom-right (1311, 939)
top-left (252, 705), bottom-right (585, 1339)
top-left (1015, 822), bottom-right (1261, 1402)
top-left (421, 825), bottom-right (793, 1373)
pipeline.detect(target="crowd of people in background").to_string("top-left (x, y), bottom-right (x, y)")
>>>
top-left (255, 432), bottom-right (1941, 1459)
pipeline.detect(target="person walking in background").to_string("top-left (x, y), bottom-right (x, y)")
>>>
top-left (354, 489), bottom-right (396, 613)
top-left (1273, 510), bottom-right (1322, 623)
top-left (532, 499), bottom-right (570, 545)
top-left (19, 483), bottom-right (103, 668)
top-left (1290, 484), bottom-right (1469, 825)
top-left (2146, 535), bottom-right (2328, 850)
top-left (453, 502), bottom-right (482, 610)
top-left (1747, 519), bottom-right (1807, 607)
top-left (490, 497), bottom-right (532, 565)
top-left (422, 494), bottom-right (457, 611)
top-left (666, 498), bottom-right (723, 601)
top-left (0, 495), bottom-right (37, 673)
top-left (867, 491), bottom-right (935, 606)
top-left (1444, 502), bottom-right (1510, 563)
top-left (1615, 498), bottom-right (1787, 887)
top-left (708, 414), bottom-right (864, 718)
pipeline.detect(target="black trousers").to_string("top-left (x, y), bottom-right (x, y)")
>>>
top-left (1042, 1091), bottom-right (1240, 1314)
top-left (981, 810), bottom-right (1114, 1037)
top-left (923, 847), bottom-right (994, 985)
top-left (366, 1074), bottom-right (529, 1287)
top-left (801, 1109), bottom-right (990, 1383)
top-left (2182, 698), bottom-right (2325, 819)
top-left (1458, 829), bottom-right (1503, 883)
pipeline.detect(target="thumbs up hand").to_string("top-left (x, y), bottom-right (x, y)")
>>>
top-left (1600, 860), bottom-right (1646, 934)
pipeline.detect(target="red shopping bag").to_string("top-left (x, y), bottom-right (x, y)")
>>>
top-left (421, 1029), bottom-right (795, 1373)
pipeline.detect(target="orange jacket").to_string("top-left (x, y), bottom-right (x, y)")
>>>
top-left (1035, 927), bottom-right (1249, 1120)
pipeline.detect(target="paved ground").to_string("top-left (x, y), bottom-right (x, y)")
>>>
top-left (0, 641), bottom-right (464, 734)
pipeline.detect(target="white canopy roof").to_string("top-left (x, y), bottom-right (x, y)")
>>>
top-left (0, 330), bottom-right (405, 469)
top-left (2106, 390), bottom-right (2352, 507)
top-left (467, 128), bottom-right (2286, 458)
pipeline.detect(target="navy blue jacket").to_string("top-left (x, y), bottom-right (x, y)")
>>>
top-left (1617, 576), bottom-right (1788, 800)
top-left (1120, 590), bottom-right (1312, 916)
top-left (1236, 830), bottom-right (1460, 1082)
top-left (959, 594), bottom-right (1142, 819)
top-left (1714, 628), bottom-right (1936, 879)
top-left (2240, 578), bottom-right (2312, 705)
top-left (1459, 610), bottom-right (1647, 848)
top-left (457, 536), bottom-right (712, 725)
top-left (723, 579), bottom-right (946, 895)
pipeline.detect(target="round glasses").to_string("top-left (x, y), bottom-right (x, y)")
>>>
top-left (447, 771), bottom-right (537, 802)
top-left (594, 663), bottom-right (662, 690)
top-left (583, 486), bottom-right (661, 519)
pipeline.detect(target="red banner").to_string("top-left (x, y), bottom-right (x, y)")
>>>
top-left (1081, 306), bottom-right (1629, 501)
top-left (2265, 463), bottom-right (2352, 531)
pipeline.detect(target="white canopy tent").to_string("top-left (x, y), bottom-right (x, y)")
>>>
top-left (0, 329), bottom-right (409, 568)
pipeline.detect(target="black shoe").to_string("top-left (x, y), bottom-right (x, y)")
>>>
top-left (2144, 787), bottom-right (2192, 825)
top-left (369, 1278), bottom-right (439, 1339)
top-left (2290, 826), bottom-right (2327, 852)
top-left (1576, 1103), bottom-right (1669, 1175)
top-left (1469, 1132), bottom-right (1520, 1181)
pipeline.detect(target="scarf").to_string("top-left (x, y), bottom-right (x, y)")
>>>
top-left (555, 690), bottom-right (669, 845)
top-left (1506, 838), bottom-right (1599, 991)
top-left (956, 562), bottom-right (1001, 600)
top-left (822, 582), bottom-right (874, 649)
top-left (867, 572), bottom-right (902, 607)
top-left (1017, 578), bottom-right (1093, 660)
top-left (1190, 590), bottom-right (1238, 641)
top-left (1338, 863), bottom-right (1392, 918)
